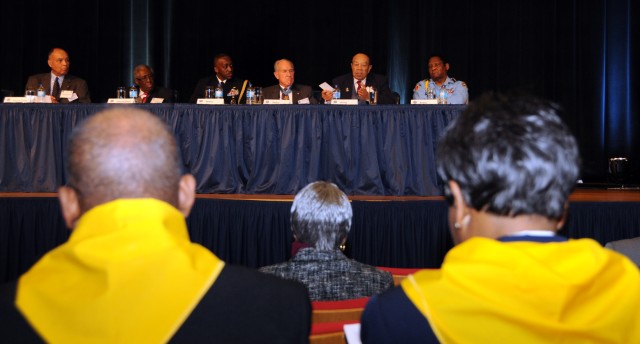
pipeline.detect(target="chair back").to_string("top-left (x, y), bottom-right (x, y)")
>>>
top-left (376, 266), bottom-right (425, 285)
top-left (309, 297), bottom-right (370, 344)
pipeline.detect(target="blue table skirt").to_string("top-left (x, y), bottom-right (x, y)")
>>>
top-left (0, 103), bottom-right (463, 195)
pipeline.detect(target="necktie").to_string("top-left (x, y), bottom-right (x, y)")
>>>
top-left (52, 77), bottom-right (61, 100)
top-left (281, 87), bottom-right (289, 100)
top-left (357, 80), bottom-right (363, 93)
top-left (141, 95), bottom-right (148, 103)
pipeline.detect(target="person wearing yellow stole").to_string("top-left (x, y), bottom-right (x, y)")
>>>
top-left (0, 108), bottom-right (311, 343)
top-left (360, 92), bottom-right (640, 343)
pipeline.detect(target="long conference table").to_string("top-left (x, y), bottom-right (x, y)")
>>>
top-left (2, 104), bottom-right (640, 283)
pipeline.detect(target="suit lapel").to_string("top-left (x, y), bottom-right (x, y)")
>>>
top-left (291, 84), bottom-right (300, 103)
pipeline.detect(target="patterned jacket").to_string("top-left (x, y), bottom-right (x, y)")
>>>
top-left (259, 248), bottom-right (394, 301)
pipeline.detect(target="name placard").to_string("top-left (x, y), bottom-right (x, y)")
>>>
top-left (263, 99), bottom-right (292, 105)
top-left (3, 97), bottom-right (30, 103)
top-left (196, 98), bottom-right (225, 105)
top-left (107, 98), bottom-right (136, 104)
top-left (331, 99), bottom-right (358, 105)
top-left (411, 99), bottom-right (438, 105)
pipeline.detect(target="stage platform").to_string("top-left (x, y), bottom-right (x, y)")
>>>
top-left (2, 188), bottom-right (640, 283)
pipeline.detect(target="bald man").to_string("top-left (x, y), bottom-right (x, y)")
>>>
top-left (321, 53), bottom-right (394, 104)
top-left (0, 108), bottom-right (310, 343)
top-left (25, 47), bottom-right (91, 103)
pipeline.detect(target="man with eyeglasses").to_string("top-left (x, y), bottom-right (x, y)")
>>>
top-left (25, 47), bottom-right (91, 103)
top-left (133, 64), bottom-right (175, 103)
top-left (320, 53), bottom-right (394, 104)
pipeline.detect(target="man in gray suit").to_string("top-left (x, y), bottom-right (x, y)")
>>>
top-left (606, 237), bottom-right (640, 267)
top-left (25, 48), bottom-right (91, 103)
top-left (261, 59), bottom-right (317, 104)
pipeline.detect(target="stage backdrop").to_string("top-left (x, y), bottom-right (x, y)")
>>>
top-left (0, 0), bottom-right (638, 180)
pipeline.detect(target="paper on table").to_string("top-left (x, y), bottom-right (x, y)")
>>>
top-left (344, 323), bottom-right (361, 344)
top-left (319, 82), bottom-right (334, 91)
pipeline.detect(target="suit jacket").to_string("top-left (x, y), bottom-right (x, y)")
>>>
top-left (25, 73), bottom-right (91, 103)
top-left (261, 83), bottom-right (318, 104)
top-left (606, 237), bottom-right (640, 267)
top-left (259, 248), bottom-right (393, 301)
top-left (330, 73), bottom-right (394, 104)
top-left (189, 76), bottom-right (249, 104)
top-left (143, 86), bottom-right (175, 103)
top-left (0, 264), bottom-right (311, 343)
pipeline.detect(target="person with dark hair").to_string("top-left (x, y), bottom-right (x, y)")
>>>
top-left (261, 59), bottom-right (317, 104)
top-left (25, 47), bottom-right (91, 103)
top-left (189, 53), bottom-right (250, 104)
top-left (260, 181), bottom-right (393, 301)
top-left (0, 108), bottom-right (310, 343)
top-left (133, 64), bottom-right (175, 103)
top-left (360, 92), bottom-right (640, 343)
top-left (412, 54), bottom-right (467, 104)
top-left (320, 53), bottom-right (395, 104)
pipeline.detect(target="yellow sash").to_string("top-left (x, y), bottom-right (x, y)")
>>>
top-left (402, 237), bottom-right (640, 343)
top-left (17, 198), bottom-right (224, 343)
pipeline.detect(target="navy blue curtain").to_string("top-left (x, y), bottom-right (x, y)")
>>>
top-left (3, 196), bottom-right (640, 283)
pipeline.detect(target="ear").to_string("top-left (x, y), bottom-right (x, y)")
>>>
top-left (58, 186), bottom-right (81, 229)
top-left (448, 180), bottom-right (472, 242)
top-left (273, 71), bottom-right (279, 80)
top-left (367, 64), bottom-right (373, 73)
top-left (445, 63), bottom-right (450, 72)
top-left (177, 174), bottom-right (196, 217)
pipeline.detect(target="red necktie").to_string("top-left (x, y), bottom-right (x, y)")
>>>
top-left (357, 80), bottom-right (363, 93)
top-left (141, 95), bottom-right (147, 103)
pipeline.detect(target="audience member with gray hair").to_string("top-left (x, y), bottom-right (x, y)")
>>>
top-left (0, 107), bottom-right (311, 343)
top-left (260, 181), bottom-right (393, 301)
top-left (360, 92), bottom-right (640, 343)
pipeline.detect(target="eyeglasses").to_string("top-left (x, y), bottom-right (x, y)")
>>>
top-left (135, 74), bottom-right (153, 82)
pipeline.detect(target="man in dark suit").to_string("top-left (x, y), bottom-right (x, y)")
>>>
top-left (262, 59), bottom-right (317, 104)
top-left (189, 53), bottom-right (250, 104)
top-left (0, 107), bottom-right (311, 343)
top-left (321, 53), bottom-right (394, 104)
top-left (25, 47), bottom-right (91, 103)
top-left (133, 64), bottom-right (175, 103)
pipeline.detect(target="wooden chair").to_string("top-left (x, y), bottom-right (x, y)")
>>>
top-left (309, 297), bottom-right (370, 344)
top-left (376, 266), bottom-right (425, 285)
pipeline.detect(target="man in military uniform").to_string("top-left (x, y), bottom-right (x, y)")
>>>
top-left (413, 54), bottom-right (468, 104)
top-left (189, 53), bottom-right (250, 104)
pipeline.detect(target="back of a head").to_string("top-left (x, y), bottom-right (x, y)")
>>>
top-left (66, 107), bottom-right (182, 212)
top-left (437, 92), bottom-right (580, 220)
top-left (291, 181), bottom-right (352, 251)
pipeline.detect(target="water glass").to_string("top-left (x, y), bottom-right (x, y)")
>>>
top-left (426, 88), bottom-right (436, 99)
top-left (205, 86), bottom-right (214, 99)
top-left (116, 87), bottom-right (126, 99)
top-left (25, 89), bottom-right (36, 103)
top-left (254, 87), bottom-right (262, 104)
